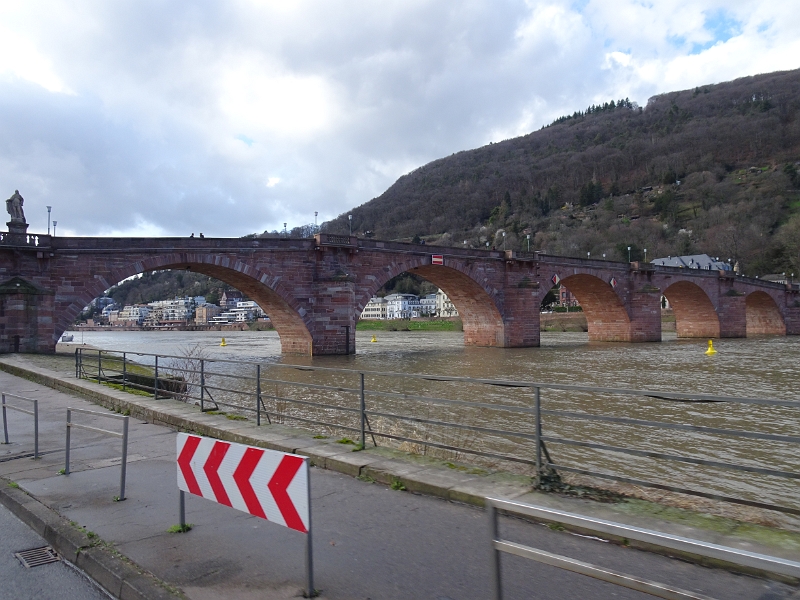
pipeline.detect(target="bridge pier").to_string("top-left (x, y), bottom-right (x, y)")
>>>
top-left (786, 306), bottom-right (800, 335)
top-left (499, 276), bottom-right (541, 347)
top-left (627, 284), bottom-right (662, 342)
top-left (717, 293), bottom-right (748, 338)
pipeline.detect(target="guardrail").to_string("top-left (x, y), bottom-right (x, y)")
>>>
top-left (65, 407), bottom-right (130, 501)
top-left (1, 393), bottom-right (39, 459)
top-left (486, 498), bottom-right (800, 600)
top-left (75, 347), bottom-right (800, 517)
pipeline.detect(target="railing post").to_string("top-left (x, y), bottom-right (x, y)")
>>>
top-left (256, 364), bottom-right (262, 426)
top-left (65, 409), bottom-right (71, 475)
top-left (535, 386), bottom-right (542, 481)
top-left (119, 416), bottom-right (129, 500)
top-left (488, 500), bottom-right (502, 600)
top-left (179, 490), bottom-right (186, 529)
top-left (359, 373), bottom-right (366, 449)
top-left (200, 359), bottom-right (205, 411)
top-left (75, 348), bottom-right (79, 379)
top-left (98, 350), bottom-right (103, 383)
top-left (304, 460), bottom-right (315, 597)
top-left (33, 399), bottom-right (38, 460)
top-left (1, 394), bottom-right (8, 445)
top-left (122, 352), bottom-right (127, 391)
top-left (154, 356), bottom-right (159, 399)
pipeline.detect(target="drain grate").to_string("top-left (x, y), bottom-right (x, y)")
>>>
top-left (15, 546), bottom-right (60, 568)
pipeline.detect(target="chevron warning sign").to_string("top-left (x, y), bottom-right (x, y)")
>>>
top-left (177, 433), bottom-right (310, 533)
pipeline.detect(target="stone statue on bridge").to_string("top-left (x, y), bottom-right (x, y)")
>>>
top-left (6, 190), bottom-right (26, 223)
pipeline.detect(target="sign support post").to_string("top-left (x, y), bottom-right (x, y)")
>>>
top-left (176, 433), bottom-right (315, 596)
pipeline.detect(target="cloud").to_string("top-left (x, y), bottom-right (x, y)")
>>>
top-left (0, 0), bottom-right (797, 237)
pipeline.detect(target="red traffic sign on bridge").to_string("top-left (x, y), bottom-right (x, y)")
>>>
top-left (431, 254), bottom-right (444, 265)
top-left (177, 433), bottom-right (310, 533)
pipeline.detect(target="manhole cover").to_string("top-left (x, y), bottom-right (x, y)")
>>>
top-left (15, 546), bottom-right (60, 568)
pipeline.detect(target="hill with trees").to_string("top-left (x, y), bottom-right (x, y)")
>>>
top-left (321, 68), bottom-right (800, 277)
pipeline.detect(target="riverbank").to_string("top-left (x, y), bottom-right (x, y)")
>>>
top-left (356, 318), bottom-right (462, 331)
top-left (68, 321), bottom-right (274, 333)
top-left (1, 351), bottom-right (799, 594)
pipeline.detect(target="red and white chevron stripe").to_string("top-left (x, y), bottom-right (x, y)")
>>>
top-left (177, 433), bottom-right (309, 533)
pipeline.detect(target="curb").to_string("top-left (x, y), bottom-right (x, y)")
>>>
top-left (0, 478), bottom-right (181, 600)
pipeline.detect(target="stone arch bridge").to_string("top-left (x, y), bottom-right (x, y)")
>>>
top-left (1, 232), bottom-right (798, 354)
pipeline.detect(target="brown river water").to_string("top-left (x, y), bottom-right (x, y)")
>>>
top-left (65, 329), bottom-right (800, 520)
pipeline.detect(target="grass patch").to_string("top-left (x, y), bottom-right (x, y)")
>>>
top-left (226, 414), bottom-right (248, 421)
top-left (390, 478), bottom-right (406, 491)
top-left (336, 437), bottom-right (357, 445)
top-left (356, 319), bottom-right (462, 332)
top-left (167, 524), bottom-right (193, 533)
top-left (100, 381), bottom-right (152, 397)
top-left (313, 435), bottom-right (329, 439)
top-left (357, 474), bottom-right (375, 483)
top-left (547, 522), bottom-right (565, 531)
top-left (7, 481), bottom-right (19, 489)
top-left (205, 410), bottom-right (226, 416)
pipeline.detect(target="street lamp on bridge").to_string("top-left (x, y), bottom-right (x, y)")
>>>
top-left (47, 206), bottom-right (52, 235)
top-left (52, 221), bottom-right (57, 236)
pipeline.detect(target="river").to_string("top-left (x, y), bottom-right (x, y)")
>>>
top-left (63, 328), bottom-right (800, 521)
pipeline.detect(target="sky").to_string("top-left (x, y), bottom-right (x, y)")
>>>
top-left (0, 0), bottom-right (798, 238)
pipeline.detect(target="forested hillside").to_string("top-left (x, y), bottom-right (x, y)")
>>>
top-left (322, 68), bottom-right (800, 277)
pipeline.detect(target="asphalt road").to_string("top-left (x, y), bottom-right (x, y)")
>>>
top-left (0, 501), bottom-right (109, 600)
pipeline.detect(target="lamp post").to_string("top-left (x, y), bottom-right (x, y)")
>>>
top-left (644, 248), bottom-right (647, 263)
top-left (283, 222), bottom-right (287, 237)
top-left (52, 221), bottom-right (57, 236)
top-left (527, 234), bottom-right (530, 252)
top-left (47, 206), bottom-right (52, 235)
top-left (587, 251), bottom-right (590, 259)
top-left (627, 246), bottom-right (631, 262)
top-left (348, 214), bottom-right (352, 236)
top-left (314, 211), bottom-right (318, 232)
top-left (502, 231), bottom-right (506, 250)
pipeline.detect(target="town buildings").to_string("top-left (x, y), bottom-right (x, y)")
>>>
top-left (359, 290), bottom-right (459, 320)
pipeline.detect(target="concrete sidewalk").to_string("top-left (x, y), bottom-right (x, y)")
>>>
top-left (1, 356), bottom-right (799, 599)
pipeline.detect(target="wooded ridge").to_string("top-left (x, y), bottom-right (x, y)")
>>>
top-left (320, 68), bottom-right (800, 277)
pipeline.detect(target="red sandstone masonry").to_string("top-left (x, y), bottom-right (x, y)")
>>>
top-left (0, 236), bottom-right (797, 354)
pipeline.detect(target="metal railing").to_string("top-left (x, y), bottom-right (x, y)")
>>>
top-left (1, 393), bottom-right (39, 459)
top-left (75, 348), bottom-right (800, 516)
top-left (486, 497), bottom-right (800, 600)
top-left (65, 407), bottom-right (130, 501)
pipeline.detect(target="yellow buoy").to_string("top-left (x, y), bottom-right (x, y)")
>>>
top-left (220, 337), bottom-right (227, 347)
top-left (371, 335), bottom-right (377, 343)
top-left (705, 339), bottom-right (717, 355)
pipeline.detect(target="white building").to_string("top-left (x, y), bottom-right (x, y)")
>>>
top-left (419, 294), bottom-right (437, 316)
top-left (146, 297), bottom-right (195, 323)
top-left (436, 289), bottom-right (458, 317)
top-left (360, 297), bottom-right (388, 320)
top-left (385, 293), bottom-right (422, 319)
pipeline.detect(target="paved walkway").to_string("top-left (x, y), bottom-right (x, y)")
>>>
top-left (1, 358), bottom-right (799, 599)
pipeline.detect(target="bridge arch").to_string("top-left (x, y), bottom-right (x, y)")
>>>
top-left (662, 281), bottom-right (720, 338)
top-left (56, 253), bottom-right (313, 354)
top-left (746, 291), bottom-right (786, 336)
top-left (358, 259), bottom-right (506, 346)
top-left (558, 274), bottom-right (631, 342)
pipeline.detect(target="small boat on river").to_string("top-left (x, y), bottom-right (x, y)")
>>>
top-left (60, 333), bottom-right (74, 342)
